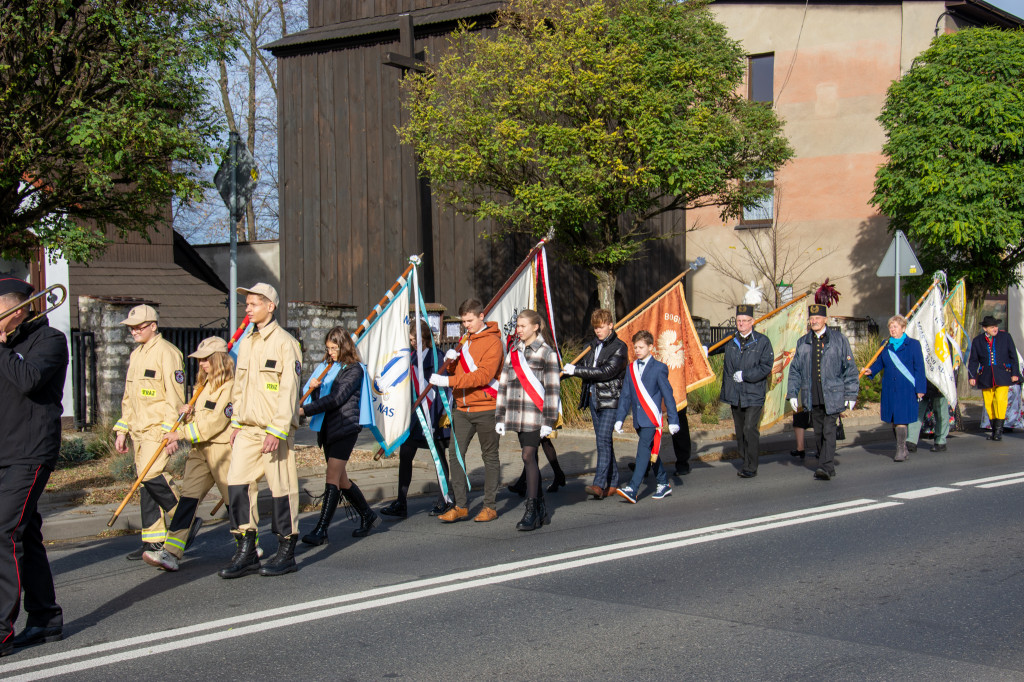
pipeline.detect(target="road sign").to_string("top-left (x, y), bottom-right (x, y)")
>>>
top-left (876, 230), bottom-right (922, 277)
top-left (214, 135), bottom-right (258, 223)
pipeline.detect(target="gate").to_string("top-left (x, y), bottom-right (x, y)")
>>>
top-left (70, 330), bottom-right (97, 429)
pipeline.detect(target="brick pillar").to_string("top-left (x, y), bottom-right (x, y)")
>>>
top-left (286, 301), bottom-right (359, 381)
top-left (79, 296), bottom-right (158, 425)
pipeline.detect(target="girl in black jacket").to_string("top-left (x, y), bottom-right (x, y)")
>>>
top-left (299, 326), bottom-right (379, 545)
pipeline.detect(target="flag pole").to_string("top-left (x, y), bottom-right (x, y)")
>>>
top-left (707, 292), bottom-right (812, 355)
top-left (859, 277), bottom-right (940, 377)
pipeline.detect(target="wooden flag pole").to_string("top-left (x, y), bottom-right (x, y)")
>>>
top-left (859, 279), bottom-right (939, 377)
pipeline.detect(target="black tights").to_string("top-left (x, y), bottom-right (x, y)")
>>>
top-left (397, 438), bottom-right (450, 504)
top-left (521, 446), bottom-right (541, 498)
top-left (513, 438), bottom-right (563, 492)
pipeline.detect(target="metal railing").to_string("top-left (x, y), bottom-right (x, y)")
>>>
top-left (70, 330), bottom-right (97, 429)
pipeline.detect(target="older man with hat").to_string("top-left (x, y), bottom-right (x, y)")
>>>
top-left (786, 303), bottom-right (859, 481)
top-left (967, 315), bottom-right (1020, 441)
top-left (710, 304), bottom-right (774, 478)
top-left (113, 303), bottom-right (185, 560)
top-left (220, 283), bottom-right (303, 578)
top-left (0, 274), bottom-right (67, 656)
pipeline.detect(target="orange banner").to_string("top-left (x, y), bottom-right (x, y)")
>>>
top-left (615, 283), bottom-right (716, 410)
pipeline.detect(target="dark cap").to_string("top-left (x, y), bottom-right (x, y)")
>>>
top-left (808, 303), bottom-right (828, 317)
top-left (980, 315), bottom-right (1002, 327)
top-left (0, 273), bottom-right (34, 298)
top-left (735, 304), bottom-right (755, 318)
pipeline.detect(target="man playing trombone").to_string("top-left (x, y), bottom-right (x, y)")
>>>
top-left (0, 274), bottom-right (67, 656)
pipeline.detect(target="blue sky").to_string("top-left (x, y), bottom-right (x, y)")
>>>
top-left (989, 0), bottom-right (1024, 20)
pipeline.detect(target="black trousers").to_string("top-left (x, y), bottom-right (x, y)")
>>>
top-left (0, 464), bottom-right (62, 644)
top-left (670, 407), bottom-right (691, 469)
top-left (731, 405), bottom-right (763, 472)
top-left (811, 405), bottom-right (839, 475)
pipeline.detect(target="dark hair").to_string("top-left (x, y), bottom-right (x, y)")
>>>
top-left (632, 330), bottom-right (654, 345)
top-left (409, 318), bottom-right (432, 349)
top-left (325, 326), bottom-right (361, 365)
top-left (458, 298), bottom-right (485, 316)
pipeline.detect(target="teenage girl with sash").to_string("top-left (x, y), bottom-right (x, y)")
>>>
top-left (299, 326), bottom-right (379, 545)
top-left (863, 315), bottom-right (926, 462)
top-left (494, 309), bottom-right (561, 531)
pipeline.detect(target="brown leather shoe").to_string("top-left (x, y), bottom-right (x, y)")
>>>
top-left (604, 487), bottom-right (618, 498)
top-left (473, 507), bottom-right (498, 522)
top-left (585, 485), bottom-right (605, 499)
top-left (438, 506), bottom-right (469, 522)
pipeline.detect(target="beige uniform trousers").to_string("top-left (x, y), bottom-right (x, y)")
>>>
top-left (132, 438), bottom-right (180, 544)
top-left (162, 442), bottom-right (238, 557)
top-left (228, 426), bottom-right (299, 537)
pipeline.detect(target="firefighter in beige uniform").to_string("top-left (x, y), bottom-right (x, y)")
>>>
top-left (113, 304), bottom-right (185, 560)
top-left (220, 283), bottom-right (303, 579)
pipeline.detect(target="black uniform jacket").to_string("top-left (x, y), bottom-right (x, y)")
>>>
top-left (304, 362), bottom-right (363, 447)
top-left (967, 330), bottom-right (1020, 389)
top-left (711, 330), bottom-right (775, 408)
top-left (574, 330), bottom-right (628, 411)
top-left (0, 317), bottom-right (69, 469)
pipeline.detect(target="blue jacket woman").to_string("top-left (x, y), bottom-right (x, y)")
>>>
top-left (865, 315), bottom-right (926, 463)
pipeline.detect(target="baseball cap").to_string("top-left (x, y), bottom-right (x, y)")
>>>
top-left (121, 304), bottom-right (159, 326)
top-left (189, 336), bottom-right (229, 358)
top-left (236, 283), bottom-right (279, 307)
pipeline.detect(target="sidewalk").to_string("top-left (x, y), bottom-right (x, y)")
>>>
top-left (38, 403), bottom-right (985, 542)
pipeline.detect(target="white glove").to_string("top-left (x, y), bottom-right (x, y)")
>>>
top-left (846, 400), bottom-right (856, 411)
top-left (562, 363), bottom-right (576, 376)
top-left (668, 424), bottom-right (680, 435)
top-left (444, 349), bottom-right (459, 362)
top-left (614, 421), bottom-right (623, 434)
top-left (539, 425), bottom-right (553, 438)
top-left (790, 397), bottom-right (799, 412)
top-left (701, 345), bottom-right (709, 357)
top-left (428, 374), bottom-right (449, 387)
top-left (494, 422), bottom-right (505, 436)
top-left (732, 371), bottom-right (743, 383)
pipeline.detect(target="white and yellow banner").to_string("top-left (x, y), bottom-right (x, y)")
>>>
top-left (908, 286), bottom-right (958, 408)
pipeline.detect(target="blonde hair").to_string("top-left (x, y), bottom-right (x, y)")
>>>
top-left (196, 351), bottom-right (234, 390)
top-left (887, 315), bottom-right (909, 331)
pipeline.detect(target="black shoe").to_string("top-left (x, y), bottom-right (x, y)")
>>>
top-left (12, 624), bottom-right (63, 649)
top-left (790, 449), bottom-right (805, 459)
top-left (0, 640), bottom-right (11, 657)
top-left (931, 443), bottom-right (947, 452)
top-left (430, 498), bottom-right (453, 516)
top-left (183, 517), bottom-right (204, 552)
top-left (546, 471), bottom-right (566, 493)
top-left (675, 462), bottom-right (691, 476)
top-left (907, 442), bottom-right (918, 453)
top-left (737, 469), bottom-right (757, 479)
top-left (342, 483), bottom-right (381, 538)
top-left (302, 484), bottom-right (340, 546)
top-left (516, 498), bottom-right (543, 531)
top-left (260, 535), bottom-right (298, 576)
top-left (507, 472), bottom-right (527, 497)
top-left (814, 468), bottom-right (832, 481)
top-left (127, 542), bottom-right (162, 561)
top-left (380, 500), bottom-right (408, 518)
top-left (219, 530), bottom-right (260, 579)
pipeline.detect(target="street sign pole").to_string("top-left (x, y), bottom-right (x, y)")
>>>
top-left (895, 231), bottom-right (901, 315)
top-left (229, 132), bottom-right (239, 332)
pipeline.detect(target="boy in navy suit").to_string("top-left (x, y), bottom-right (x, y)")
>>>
top-left (614, 330), bottom-right (680, 503)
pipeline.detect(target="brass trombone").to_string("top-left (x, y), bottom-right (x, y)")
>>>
top-left (0, 284), bottom-right (68, 327)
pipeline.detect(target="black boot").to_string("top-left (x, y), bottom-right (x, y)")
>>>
top-left (218, 530), bottom-right (260, 579)
top-left (546, 467), bottom-right (566, 493)
top-left (302, 484), bottom-right (340, 546)
top-left (536, 494), bottom-right (549, 526)
top-left (507, 469), bottom-right (527, 497)
top-left (380, 499), bottom-right (408, 519)
top-left (260, 534), bottom-right (298, 576)
top-left (516, 498), bottom-right (542, 531)
top-left (343, 483), bottom-right (381, 537)
top-left (990, 418), bottom-right (1004, 441)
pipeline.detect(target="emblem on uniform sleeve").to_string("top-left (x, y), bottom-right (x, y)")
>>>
top-left (296, 360), bottom-right (302, 376)
top-left (174, 370), bottom-right (185, 384)
top-left (225, 403), bottom-right (233, 418)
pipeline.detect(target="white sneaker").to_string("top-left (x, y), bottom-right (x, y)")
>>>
top-left (652, 484), bottom-right (672, 500)
top-left (142, 548), bottom-right (179, 572)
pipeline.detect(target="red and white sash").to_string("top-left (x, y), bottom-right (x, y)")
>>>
top-left (411, 349), bottom-right (436, 414)
top-left (510, 348), bottom-right (545, 412)
top-left (459, 340), bottom-right (499, 398)
top-left (629, 360), bottom-right (662, 461)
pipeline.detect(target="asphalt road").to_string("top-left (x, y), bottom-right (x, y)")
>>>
top-left (3, 432), bottom-right (1023, 681)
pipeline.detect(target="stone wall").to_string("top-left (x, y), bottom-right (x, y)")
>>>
top-left (287, 301), bottom-right (359, 381)
top-left (828, 315), bottom-right (880, 350)
top-left (79, 296), bottom-right (156, 425)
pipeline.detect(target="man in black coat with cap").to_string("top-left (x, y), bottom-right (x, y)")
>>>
top-left (0, 274), bottom-right (66, 656)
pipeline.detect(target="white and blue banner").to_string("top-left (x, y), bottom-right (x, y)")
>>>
top-left (355, 278), bottom-right (413, 457)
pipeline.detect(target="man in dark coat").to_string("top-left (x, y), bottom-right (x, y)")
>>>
top-left (711, 304), bottom-right (774, 478)
top-left (0, 274), bottom-right (66, 656)
top-left (967, 315), bottom-right (1021, 441)
top-left (787, 303), bottom-right (859, 481)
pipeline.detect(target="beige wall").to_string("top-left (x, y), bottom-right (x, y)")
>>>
top-left (689, 2), bottom-right (948, 325)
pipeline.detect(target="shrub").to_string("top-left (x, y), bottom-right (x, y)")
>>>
top-left (59, 438), bottom-right (100, 466)
top-left (854, 333), bottom-right (883, 404)
top-left (108, 452), bottom-right (137, 482)
top-left (689, 354), bottom-right (723, 418)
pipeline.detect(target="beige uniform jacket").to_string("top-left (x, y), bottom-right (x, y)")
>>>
top-left (183, 379), bottom-right (234, 445)
top-left (114, 333), bottom-right (186, 439)
top-left (230, 320), bottom-right (302, 440)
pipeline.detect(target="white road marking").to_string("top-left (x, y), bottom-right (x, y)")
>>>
top-left (953, 471), bottom-right (1024, 487)
top-left (889, 487), bottom-right (959, 500)
top-left (0, 498), bottom-right (894, 679)
top-left (977, 477), bottom-right (1024, 489)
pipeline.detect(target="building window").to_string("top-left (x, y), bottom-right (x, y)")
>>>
top-left (739, 171), bottom-right (774, 229)
top-left (748, 53), bottom-right (774, 104)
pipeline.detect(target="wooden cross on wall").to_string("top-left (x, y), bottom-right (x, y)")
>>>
top-left (384, 14), bottom-right (436, 302)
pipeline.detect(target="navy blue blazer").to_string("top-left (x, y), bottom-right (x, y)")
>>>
top-left (614, 357), bottom-right (679, 429)
top-left (967, 330), bottom-right (1021, 389)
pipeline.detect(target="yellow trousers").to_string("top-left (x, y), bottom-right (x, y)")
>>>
top-left (983, 386), bottom-right (1009, 420)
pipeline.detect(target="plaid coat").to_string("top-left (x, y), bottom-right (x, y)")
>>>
top-left (494, 337), bottom-right (561, 433)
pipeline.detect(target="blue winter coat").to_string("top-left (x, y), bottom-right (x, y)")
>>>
top-left (868, 337), bottom-right (927, 424)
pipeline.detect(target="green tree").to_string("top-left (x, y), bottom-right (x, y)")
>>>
top-left (399, 0), bottom-right (792, 314)
top-left (872, 27), bottom-right (1024, 307)
top-left (0, 0), bottom-right (235, 262)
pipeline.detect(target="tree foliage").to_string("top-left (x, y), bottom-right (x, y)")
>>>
top-left (872, 27), bottom-right (1024, 303)
top-left (399, 0), bottom-right (792, 312)
top-left (0, 0), bottom-right (236, 262)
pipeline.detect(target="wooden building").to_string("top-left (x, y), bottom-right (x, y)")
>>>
top-left (265, 0), bottom-right (688, 337)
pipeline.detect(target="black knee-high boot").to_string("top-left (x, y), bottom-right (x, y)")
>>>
top-left (342, 483), bottom-right (381, 537)
top-left (302, 484), bottom-right (340, 546)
